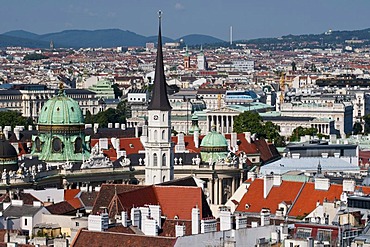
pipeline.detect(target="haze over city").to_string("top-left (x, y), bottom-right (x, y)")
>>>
top-left (0, 0), bottom-right (369, 40)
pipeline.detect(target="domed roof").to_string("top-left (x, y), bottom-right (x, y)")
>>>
top-left (38, 85), bottom-right (84, 125)
top-left (0, 133), bottom-right (17, 159)
top-left (200, 128), bottom-right (228, 148)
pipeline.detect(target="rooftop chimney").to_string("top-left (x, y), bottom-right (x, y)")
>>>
top-left (245, 132), bottom-right (251, 143)
top-left (315, 177), bottom-right (330, 191)
top-left (131, 207), bottom-right (141, 228)
top-left (175, 224), bottom-right (186, 237)
top-left (148, 205), bottom-right (161, 230)
top-left (263, 175), bottom-right (274, 198)
top-left (200, 218), bottom-right (217, 233)
top-left (260, 209), bottom-right (270, 226)
top-left (219, 207), bottom-right (232, 231)
top-left (343, 179), bottom-right (355, 193)
top-left (191, 207), bottom-right (200, 235)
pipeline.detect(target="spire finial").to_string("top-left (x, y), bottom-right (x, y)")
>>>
top-left (158, 10), bottom-right (162, 22)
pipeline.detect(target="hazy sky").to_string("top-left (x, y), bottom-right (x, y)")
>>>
top-left (0, 0), bottom-right (369, 41)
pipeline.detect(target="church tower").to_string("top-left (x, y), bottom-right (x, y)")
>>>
top-left (184, 46), bottom-right (190, 70)
top-left (145, 11), bottom-right (174, 185)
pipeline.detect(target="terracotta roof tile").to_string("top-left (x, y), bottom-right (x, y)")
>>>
top-left (159, 219), bottom-right (192, 237)
top-left (91, 184), bottom-right (147, 215)
top-left (113, 185), bottom-right (211, 220)
top-left (79, 191), bottom-right (99, 208)
top-left (236, 178), bottom-right (304, 214)
top-left (46, 201), bottom-right (78, 215)
top-left (64, 189), bottom-right (80, 201)
top-left (154, 186), bottom-right (205, 220)
top-left (71, 229), bottom-right (177, 247)
top-left (288, 183), bottom-right (344, 217)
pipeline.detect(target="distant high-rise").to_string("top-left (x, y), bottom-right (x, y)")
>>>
top-left (197, 46), bottom-right (207, 71)
top-left (230, 26), bottom-right (233, 45)
top-left (50, 40), bottom-right (54, 50)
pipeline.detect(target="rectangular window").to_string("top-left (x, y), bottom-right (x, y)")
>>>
top-left (296, 227), bottom-right (312, 239)
top-left (317, 229), bottom-right (331, 242)
top-left (24, 218), bottom-right (28, 226)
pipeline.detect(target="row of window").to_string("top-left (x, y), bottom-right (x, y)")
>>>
top-left (152, 153), bottom-right (166, 166)
top-left (35, 137), bottom-right (83, 153)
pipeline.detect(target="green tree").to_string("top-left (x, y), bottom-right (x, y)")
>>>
top-left (290, 127), bottom-right (318, 142)
top-left (261, 121), bottom-right (280, 142)
top-left (0, 111), bottom-right (33, 128)
top-left (353, 122), bottom-right (363, 135)
top-left (233, 111), bottom-right (283, 145)
top-left (23, 53), bottom-right (49, 61)
top-left (233, 111), bottom-right (264, 135)
top-left (83, 100), bottom-right (129, 128)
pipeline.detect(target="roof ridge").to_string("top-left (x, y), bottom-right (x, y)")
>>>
top-left (287, 181), bottom-right (306, 216)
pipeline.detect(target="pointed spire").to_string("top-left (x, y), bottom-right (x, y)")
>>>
top-left (148, 10), bottom-right (172, 111)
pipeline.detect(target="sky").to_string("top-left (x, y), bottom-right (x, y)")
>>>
top-left (0, 0), bottom-right (369, 41)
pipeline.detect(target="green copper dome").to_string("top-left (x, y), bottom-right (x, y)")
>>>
top-left (200, 127), bottom-right (228, 163)
top-left (32, 84), bottom-right (90, 163)
top-left (38, 89), bottom-right (84, 125)
top-left (200, 129), bottom-right (228, 148)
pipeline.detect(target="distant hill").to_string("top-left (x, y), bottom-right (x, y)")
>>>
top-left (241, 28), bottom-right (370, 50)
top-left (177, 34), bottom-right (224, 46)
top-left (0, 34), bottom-right (49, 48)
top-left (3, 30), bottom-right (41, 40)
top-left (1, 29), bottom-right (225, 48)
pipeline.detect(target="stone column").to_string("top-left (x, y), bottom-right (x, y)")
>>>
top-left (231, 177), bottom-right (235, 194)
top-left (208, 179), bottom-right (213, 204)
top-left (214, 178), bottom-right (219, 205)
top-left (219, 178), bottom-right (223, 205)
top-left (231, 116), bottom-right (234, 133)
top-left (226, 116), bottom-right (230, 133)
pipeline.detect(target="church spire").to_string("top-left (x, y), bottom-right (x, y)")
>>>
top-left (148, 10), bottom-right (171, 111)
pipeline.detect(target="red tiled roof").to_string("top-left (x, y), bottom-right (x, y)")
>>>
top-left (288, 183), bottom-right (343, 217)
top-left (159, 219), bottom-right (192, 237)
top-left (112, 185), bottom-right (209, 220)
top-left (64, 189), bottom-right (80, 201)
top-left (46, 201), bottom-right (79, 215)
top-left (236, 179), bottom-right (304, 214)
top-left (154, 186), bottom-right (204, 220)
top-left (119, 138), bottom-right (144, 155)
top-left (71, 229), bottom-right (177, 247)
top-left (171, 136), bottom-right (201, 153)
top-left (91, 184), bottom-right (147, 215)
top-left (68, 197), bottom-right (84, 210)
top-left (234, 133), bottom-right (259, 154)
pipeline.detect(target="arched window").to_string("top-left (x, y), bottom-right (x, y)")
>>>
top-left (75, 137), bottom-right (82, 153)
top-left (153, 153), bottom-right (158, 166)
top-left (52, 137), bottom-right (63, 153)
top-left (162, 153), bottom-right (166, 166)
top-left (154, 130), bottom-right (157, 141)
top-left (163, 176), bottom-right (166, 182)
top-left (162, 130), bottom-right (165, 140)
top-left (35, 137), bottom-right (41, 152)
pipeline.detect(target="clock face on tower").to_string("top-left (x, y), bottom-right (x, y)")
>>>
top-left (153, 115), bottom-right (159, 120)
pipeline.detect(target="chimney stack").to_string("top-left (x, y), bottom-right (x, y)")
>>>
top-left (191, 207), bottom-right (200, 235)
